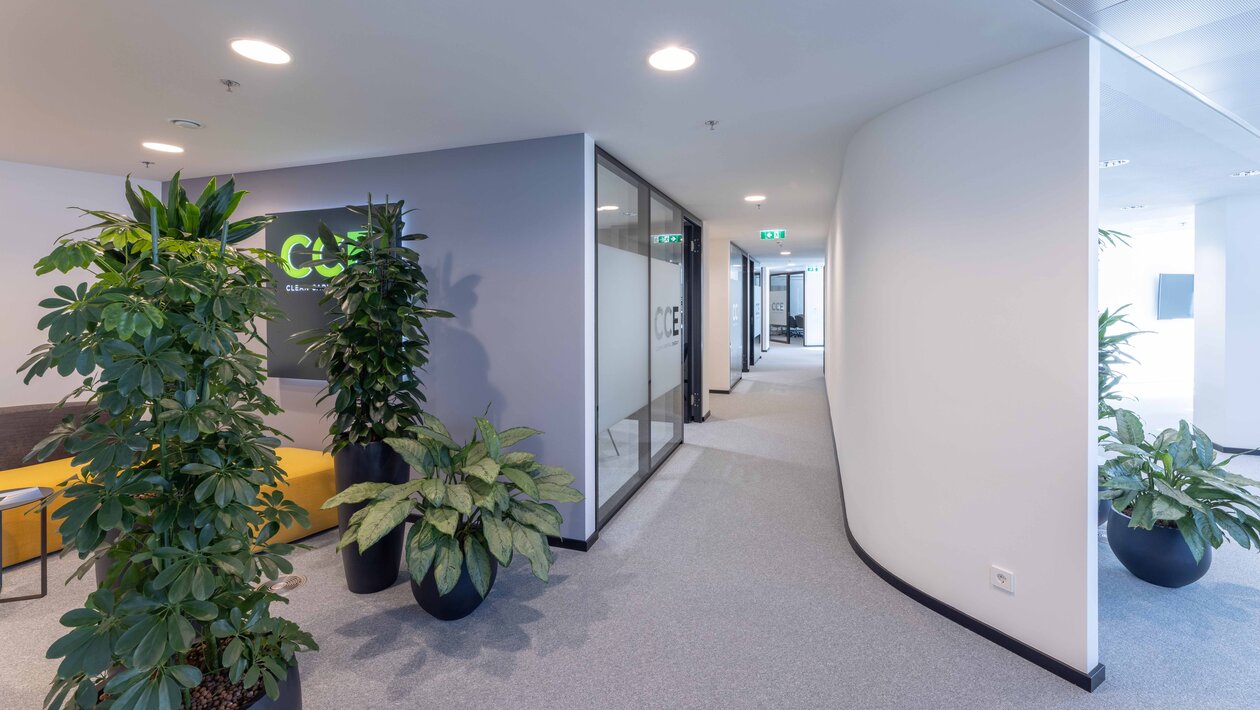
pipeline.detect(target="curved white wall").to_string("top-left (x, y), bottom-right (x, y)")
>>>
top-left (826, 40), bottom-right (1100, 673)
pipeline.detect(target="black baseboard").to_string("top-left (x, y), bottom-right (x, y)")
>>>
top-left (708, 388), bottom-right (731, 395)
top-left (702, 410), bottom-right (711, 422)
top-left (548, 531), bottom-right (598, 552)
top-left (822, 392), bottom-right (1105, 692)
top-left (1213, 443), bottom-right (1260, 456)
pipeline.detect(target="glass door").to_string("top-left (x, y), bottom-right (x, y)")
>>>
top-left (649, 192), bottom-right (684, 468)
top-left (769, 273), bottom-right (789, 343)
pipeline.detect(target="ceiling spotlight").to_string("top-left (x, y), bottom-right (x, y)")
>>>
top-left (142, 141), bottom-right (183, 153)
top-left (1099, 159), bottom-right (1130, 169)
top-left (597, 205), bottom-right (619, 212)
top-left (1231, 170), bottom-right (1260, 178)
top-left (780, 251), bottom-right (791, 256)
top-left (1120, 205), bottom-right (1146, 210)
top-left (169, 118), bottom-right (204, 129)
top-left (744, 195), bottom-right (767, 203)
top-left (648, 46), bottom-right (696, 72)
top-left (230, 39), bottom-right (291, 65)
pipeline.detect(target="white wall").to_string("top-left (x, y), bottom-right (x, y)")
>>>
top-left (761, 266), bottom-right (771, 352)
top-left (826, 40), bottom-right (1099, 673)
top-left (1195, 195), bottom-right (1260, 449)
top-left (704, 235), bottom-right (733, 394)
top-left (1098, 219), bottom-right (1194, 432)
top-left (804, 268), bottom-right (825, 347)
top-left (0, 161), bottom-right (161, 407)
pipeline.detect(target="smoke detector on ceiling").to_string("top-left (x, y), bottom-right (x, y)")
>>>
top-left (169, 118), bottom-right (204, 129)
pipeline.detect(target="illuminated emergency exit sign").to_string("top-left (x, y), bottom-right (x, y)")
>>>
top-left (653, 233), bottom-right (683, 244)
top-left (759, 229), bottom-right (787, 240)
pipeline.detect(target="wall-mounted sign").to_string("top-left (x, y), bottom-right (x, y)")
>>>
top-left (806, 266), bottom-right (821, 272)
top-left (653, 233), bottom-right (683, 244)
top-left (266, 206), bottom-right (369, 380)
top-left (759, 229), bottom-right (787, 240)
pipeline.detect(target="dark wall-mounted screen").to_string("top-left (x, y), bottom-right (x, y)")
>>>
top-left (1157, 273), bottom-right (1194, 320)
top-left (265, 206), bottom-right (366, 380)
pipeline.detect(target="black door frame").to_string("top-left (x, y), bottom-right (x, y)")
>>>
top-left (747, 258), bottom-right (761, 368)
top-left (684, 218), bottom-right (704, 422)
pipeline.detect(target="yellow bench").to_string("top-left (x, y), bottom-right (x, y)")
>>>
top-left (1, 447), bottom-right (337, 567)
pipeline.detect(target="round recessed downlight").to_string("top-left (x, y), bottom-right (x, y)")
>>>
top-left (230, 39), bottom-right (291, 65)
top-left (744, 194), bottom-right (766, 203)
top-left (648, 46), bottom-right (696, 72)
top-left (780, 251), bottom-right (791, 256)
top-left (142, 141), bottom-right (184, 153)
top-left (1099, 159), bottom-right (1130, 169)
top-left (597, 205), bottom-right (619, 212)
top-left (1231, 169), bottom-right (1260, 178)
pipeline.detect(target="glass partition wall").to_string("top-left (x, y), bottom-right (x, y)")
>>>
top-left (596, 150), bottom-right (688, 525)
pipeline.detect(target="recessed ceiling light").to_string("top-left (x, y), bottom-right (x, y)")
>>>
top-left (780, 251), bottom-right (791, 256)
top-left (230, 39), bottom-right (291, 65)
top-left (786, 263), bottom-right (797, 267)
top-left (169, 118), bottom-right (204, 129)
top-left (1120, 205), bottom-right (1146, 210)
top-left (1231, 170), bottom-right (1260, 178)
top-left (142, 141), bottom-right (183, 153)
top-left (597, 205), bottom-right (619, 212)
top-left (744, 195), bottom-right (767, 203)
top-left (648, 46), bottom-right (696, 72)
top-left (1099, 159), bottom-right (1130, 169)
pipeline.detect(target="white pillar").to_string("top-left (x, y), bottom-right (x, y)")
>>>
top-left (1194, 195), bottom-right (1260, 449)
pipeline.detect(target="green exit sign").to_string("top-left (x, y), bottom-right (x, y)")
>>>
top-left (653, 233), bottom-right (683, 244)
top-left (806, 266), bottom-right (821, 272)
top-left (760, 229), bottom-right (787, 240)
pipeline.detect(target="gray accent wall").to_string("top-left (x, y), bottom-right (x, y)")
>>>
top-left (180, 134), bottom-right (594, 540)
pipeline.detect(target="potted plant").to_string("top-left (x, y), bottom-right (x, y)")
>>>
top-left (321, 414), bottom-right (583, 620)
top-left (1099, 409), bottom-right (1260, 587)
top-left (22, 173), bottom-right (315, 709)
top-left (297, 196), bottom-right (453, 594)
top-left (1096, 305), bottom-right (1146, 524)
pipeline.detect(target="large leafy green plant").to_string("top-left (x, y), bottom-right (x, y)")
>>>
top-left (297, 197), bottom-right (452, 453)
top-left (21, 174), bottom-right (315, 710)
top-left (1100, 409), bottom-right (1260, 562)
top-left (1098, 305), bottom-right (1145, 423)
top-left (322, 414), bottom-right (584, 597)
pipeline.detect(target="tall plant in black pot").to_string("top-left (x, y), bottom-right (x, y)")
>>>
top-left (21, 174), bottom-right (315, 709)
top-left (298, 197), bottom-right (452, 593)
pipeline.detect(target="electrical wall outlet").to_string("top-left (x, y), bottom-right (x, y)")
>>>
top-left (991, 566), bottom-right (1015, 593)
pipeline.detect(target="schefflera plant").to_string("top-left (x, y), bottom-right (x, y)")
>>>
top-left (323, 415), bottom-right (584, 596)
top-left (21, 173), bottom-right (315, 710)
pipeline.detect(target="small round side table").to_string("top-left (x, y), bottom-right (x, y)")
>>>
top-left (0, 486), bottom-right (54, 603)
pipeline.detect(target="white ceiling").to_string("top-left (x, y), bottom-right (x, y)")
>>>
top-left (0, 1), bottom-right (1083, 263)
top-left (1100, 45), bottom-right (1260, 231)
top-left (1048, 0), bottom-right (1260, 133)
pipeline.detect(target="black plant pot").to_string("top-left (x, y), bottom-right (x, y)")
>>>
top-left (334, 441), bottom-right (410, 594)
top-left (1107, 508), bottom-right (1212, 588)
top-left (247, 662), bottom-right (302, 710)
top-left (1097, 493), bottom-right (1111, 527)
top-left (410, 555), bottom-right (498, 620)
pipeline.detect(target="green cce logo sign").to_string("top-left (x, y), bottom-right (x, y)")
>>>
top-left (279, 230), bottom-right (365, 279)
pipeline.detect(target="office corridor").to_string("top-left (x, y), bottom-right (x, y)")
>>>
top-left (2, 345), bottom-right (1226, 709)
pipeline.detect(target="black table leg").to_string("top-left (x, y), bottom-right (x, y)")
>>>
top-left (0, 505), bottom-right (49, 603)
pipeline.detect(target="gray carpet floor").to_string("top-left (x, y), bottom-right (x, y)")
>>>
top-left (3, 346), bottom-right (1259, 708)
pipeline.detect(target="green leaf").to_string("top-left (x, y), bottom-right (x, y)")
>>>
top-left (1176, 516), bottom-right (1208, 562)
top-left (464, 536), bottom-right (492, 598)
top-left (512, 523), bottom-right (551, 582)
top-left (444, 483), bottom-right (473, 515)
top-left (1150, 494), bottom-right (1188, 521)
top-left (406, 523), bottom-right (440, 584)
top-left (433, 536), bottom-right (463, 595)
top-left (481, 515), bottom-right (513, 565)
top-left (383, 437), bottom-right (431, 471)
top-left (356, 498), bottom-right (412, 550)
top-left (321, 482), bottom-right (391, 509)
top-left (476, 417), bottom-right (501, 461)
top-left (1114, 409), bottom-right (1144, 446)
top-left (536, 482), bottom-right (584, 503)
top-left (498, 426), bottom-right (542, 447)
top-left (509, 499), bottom-right (562, 536)
top-left (427, 507), bottom-right (459, 536)
top-left (501, 466), bottom-right (539, 499)
top-left (463, 458), bottom-right (501, 484)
